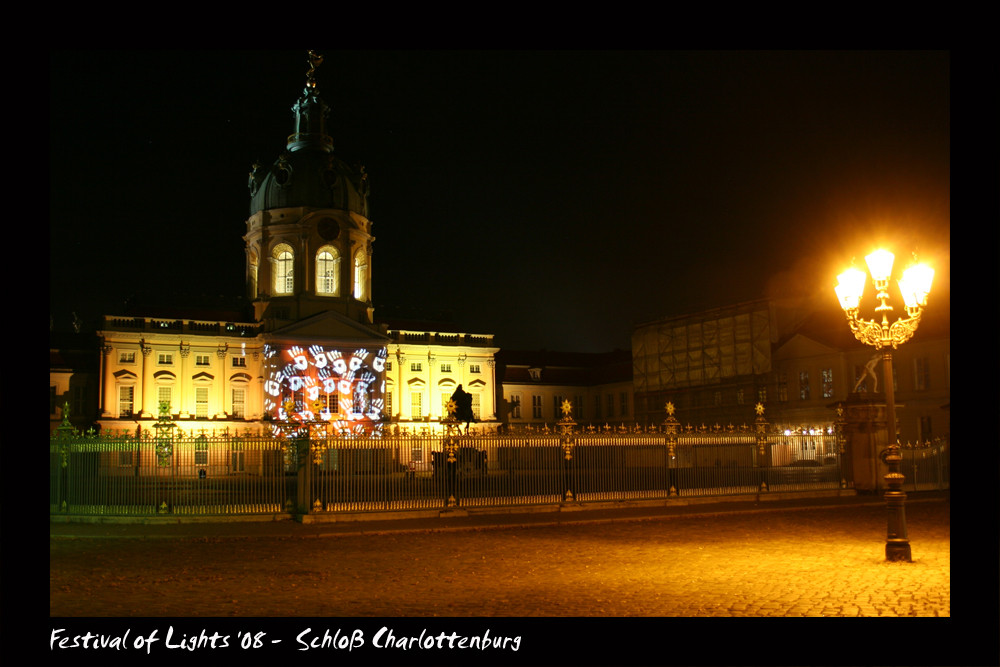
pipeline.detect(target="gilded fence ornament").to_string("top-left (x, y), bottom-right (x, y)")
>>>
top-left (55, 402), bottom-right (77, 439)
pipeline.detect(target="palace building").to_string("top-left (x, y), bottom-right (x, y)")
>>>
top-left (90, 53), bottom-right (498, 438)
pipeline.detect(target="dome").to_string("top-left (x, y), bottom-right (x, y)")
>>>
top-left (247, 53), bottom-right (369, 218)
top-left (249, 149), bottom-right (369, 218)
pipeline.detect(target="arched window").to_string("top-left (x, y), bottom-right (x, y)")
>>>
top-left (273, 243), bottom-right (294, 295)
top-left (316, 246), bottom-right (340, 296)
top-left (353, 248), bottom-right (368, 301)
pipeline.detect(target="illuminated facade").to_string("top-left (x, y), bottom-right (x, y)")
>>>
top-left (498, 349), bottom-right (633, 429)
top-left (383, 327), bottom-right (499, 432)
top-left (93, 54), bottom-right (497, 437)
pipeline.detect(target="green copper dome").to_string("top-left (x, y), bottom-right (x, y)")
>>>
top-left (247, 52), bottom-right (369, 218)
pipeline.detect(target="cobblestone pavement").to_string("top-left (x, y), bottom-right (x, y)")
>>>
top-left (50, 498), bottom-right (950, 618)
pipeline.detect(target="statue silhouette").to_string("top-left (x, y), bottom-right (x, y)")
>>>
top-left (450, 385), bottom-right (475, 434)
top-left (853, 353), bottom-right (881, 393)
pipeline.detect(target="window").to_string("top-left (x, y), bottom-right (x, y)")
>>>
top-left (822, 368), bottom-right (834, 398)
top-left (410, 362), bottom-right (422, 372)
top-left (714, 390), bottom-right (722, 406)
top-left (385, 391), bottom-right (393, 417)
top-left (757, 386), bottom-right (767, 404)
top-left (736, 388), bottom-right (745, 405)
top-left (620, 392), bottom-right (629, 416)
top-left (194, 436), bottom-right (208, 465)
top-left (553, 395), bottom-right (565, 420)
top-left (232, 357), bottom-right (247, 368)
top-left (353, 248), bottom-right (368, 300)
top-left (231, 441), bottom-right (246, 472)
top-left (119, 351), bottom-right (136, 364)
top-left (532, 395), bottom-right (542, 419)
top-left (607, 394), bottom-right (615, 418)
top-left (778, 373), bottom-right (788, 402)
top-left (273, 243), bottom-right (294, 294)
top-left (157, 387), bottom-right (172, 414)
top-left (594, 395), bottom-right (602, 420)
top-left (157, 353), bottom-right (173, 365)
top-left (195, 387), bottom-right (209, 419)
top-left (196, 354), bottom-right (210, 366)
top-left (119, 386), bottom-right (134, 417)
top-left (440, 363), bottom-right (452, 373)
top-left (316, 246), bottom-right (340, 295)
top-left (471, 393), bottom-right (481, 420)
top-left (314, 393), bottom-right (338, 416)
top-left (411, 392), bottom-right (423, 419)
top-left (232, 388), bottom-right (245, 418)
top-left (574, 395), bottom-right (584, 420)
top-left (918, 415), bottom-right (933, 442)
top-left (469, 364), bottom-right (481, 374)
top-left (914, 357), bottom-right (930, 391)
top-left (510, 394), bottom-right (521, 419)
top-left (799, 371), bottom-right (810, 401)
top-left (386, 361), bottom-right (393, 372)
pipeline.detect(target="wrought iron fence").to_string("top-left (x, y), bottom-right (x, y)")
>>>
top-left (51, 431), bottom-right (296, 516)
top-left (50, 419), bottom-right (948, 519)
top-left (899, 439), bottom-right (950, 491)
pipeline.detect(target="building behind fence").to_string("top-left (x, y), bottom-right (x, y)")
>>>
top-left (50, 402), bottom-right (949, 521)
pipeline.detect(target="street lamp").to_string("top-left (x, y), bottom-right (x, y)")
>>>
top-left (835, 249), bottom-right (934, 562)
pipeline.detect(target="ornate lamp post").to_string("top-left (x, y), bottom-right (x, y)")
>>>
top-left (835, 249), bottom-right (934, 562)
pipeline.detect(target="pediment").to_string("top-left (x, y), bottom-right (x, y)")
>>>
top-left (773, 333), bottom-right (840, 361)
top-left (265, 310), bottom-right (391, 347)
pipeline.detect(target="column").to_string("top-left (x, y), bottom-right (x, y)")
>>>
top-left (139, 341), bottom-right (153, 418)
top-left (178, 342), bottom-right (190, 417)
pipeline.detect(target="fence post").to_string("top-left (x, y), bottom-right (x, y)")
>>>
top-left (558, 400), bottom-right (576, 502)
top-left (834, 405), bottom-right (848, 489)
top-left (294, 429), bottom-right (314, 516)
top-left (442, 406), bottom-right (462, 508)
top-left (663, 402), bottom-right (680, 497)
top-left (54, 402), bottom-right (75, 513)
top-left (754, 403), bottom-right (770, 493)
top-left (152, 401), bottom-right (177, 513)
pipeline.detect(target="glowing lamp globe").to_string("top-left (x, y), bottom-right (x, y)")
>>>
top-left (899, 262), bottom-right (934, 309)
top-left (835, 267), bottom-right (867, 311)
top-left (864, 249), bottom-right (895, 282)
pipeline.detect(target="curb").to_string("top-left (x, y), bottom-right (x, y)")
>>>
top-left (50, 493), bottom-right (948, 541)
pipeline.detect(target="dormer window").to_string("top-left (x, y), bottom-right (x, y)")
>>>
top-left (528, 367), bottom-right (541, 381)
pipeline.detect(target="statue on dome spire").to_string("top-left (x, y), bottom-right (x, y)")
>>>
top-left (306, 50), bottom-right (323, 90)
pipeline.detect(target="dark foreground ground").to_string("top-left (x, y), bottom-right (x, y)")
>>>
top-left (51, 495), bottom-right (950, 618)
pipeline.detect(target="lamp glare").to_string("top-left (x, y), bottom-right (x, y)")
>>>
top-left (864, 249), bottom-right (895, 282)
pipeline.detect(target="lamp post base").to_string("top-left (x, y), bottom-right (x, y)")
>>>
top-left (884, 483), bottom-right (912, 562)
top-left (886, 539), bottom-right (912, 562)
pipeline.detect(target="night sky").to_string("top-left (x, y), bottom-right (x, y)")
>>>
top-left (49, 50), bottom-right (950, 352)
